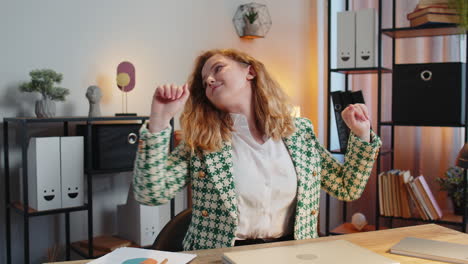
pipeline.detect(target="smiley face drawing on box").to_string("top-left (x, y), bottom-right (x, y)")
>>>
top-left (66, 186), bottom-right (79, 199)
top-left (43, 188), bottom-right (56, 201)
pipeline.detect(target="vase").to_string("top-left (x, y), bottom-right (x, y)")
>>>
top-left (452, 199), bottom-right (465, 216)
top-left (35, 98), bottom-right (56, 118)
top-left (243, 23), bottom-right (260, 36)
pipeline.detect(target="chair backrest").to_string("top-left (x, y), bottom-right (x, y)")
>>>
top-left (151, 208), bottom-right (192, 252)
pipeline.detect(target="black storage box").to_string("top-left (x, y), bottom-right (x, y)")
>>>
top-left (76, 124), bottom-right (141, 170)
top-left (393, 62), bottom-right (466, 126)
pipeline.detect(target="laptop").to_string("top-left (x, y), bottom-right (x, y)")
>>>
top-left (222, 240), bottom-right (399, 264)
top-left (390, 237), bottom-right (468, 264)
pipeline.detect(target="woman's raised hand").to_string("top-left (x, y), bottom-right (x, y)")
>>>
top-left (148, 83), bottom-right (190, 133)
top-left (341, 103), bottom-right (371, 142)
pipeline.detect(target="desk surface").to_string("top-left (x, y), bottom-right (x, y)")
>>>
top-left (49, 224), bottom-right (468, 264)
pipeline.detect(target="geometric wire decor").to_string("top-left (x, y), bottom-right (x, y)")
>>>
top-left (232, 2), bottom-right (272, 39)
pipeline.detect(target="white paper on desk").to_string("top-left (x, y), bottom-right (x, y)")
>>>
top-left (87, 247), bottom-right (196, 264)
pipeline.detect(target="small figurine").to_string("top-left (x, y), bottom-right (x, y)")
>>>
top-left (351, 212), bottom-right (368, 231)
top-left (86, 85), bottom-right (102, 117)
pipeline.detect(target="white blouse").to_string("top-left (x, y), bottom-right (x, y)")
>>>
top-left (230, 113), bottom-right (298, 240)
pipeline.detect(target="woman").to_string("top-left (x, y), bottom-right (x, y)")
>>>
top-left (133, 49), bottom-right (381, 251)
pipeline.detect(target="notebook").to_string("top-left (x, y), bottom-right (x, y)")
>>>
top-left (222, 240), bottom-right (399, 264)
top-left (390, 237), bottom-right (468, 264)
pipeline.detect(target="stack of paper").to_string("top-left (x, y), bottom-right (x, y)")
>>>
top-left (88, 247), bottom-right (196, 264)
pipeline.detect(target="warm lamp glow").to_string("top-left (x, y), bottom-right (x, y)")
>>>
top-left (456, 143), bottom-right (468, 169)
top-left (292, 106), bottom-right (301, 117)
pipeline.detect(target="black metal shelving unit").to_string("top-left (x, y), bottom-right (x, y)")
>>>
top-left (374, 0), bottom-right (468, 233)
top-left (325, 0), bottom-right (387, 236)
top-left (326, 0), bottom-right (467, 236)
top-left (3, 116), bottom-right (150, 263)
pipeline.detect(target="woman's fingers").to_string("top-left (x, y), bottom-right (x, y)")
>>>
top-left (355, 103), bottom-right (370, 120)
top-left (155, 83), bottom-right (188, 101)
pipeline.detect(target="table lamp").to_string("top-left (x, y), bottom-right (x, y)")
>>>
top-left (456, 143), bottom-right (468, 169)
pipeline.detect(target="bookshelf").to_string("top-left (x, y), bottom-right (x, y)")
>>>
top-left (2, 116), bottom-right (152, 263)
top-left (326, 0), bottom-right (467, 235)
top-left (374, 0), bottom-right (467, 232)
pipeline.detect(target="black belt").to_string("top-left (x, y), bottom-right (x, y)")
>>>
top-left (234, 234), bottom-right (294, 247)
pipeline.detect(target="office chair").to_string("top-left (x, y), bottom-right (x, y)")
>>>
top-left (151, 208), bottom-right (192, 252)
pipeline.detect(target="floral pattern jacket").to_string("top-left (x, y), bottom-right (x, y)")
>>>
top-left (133, 118), bottom-right (382, 250)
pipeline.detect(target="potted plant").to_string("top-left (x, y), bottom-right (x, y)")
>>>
top-left (243, 6), bottom-right (260, 36)
top-left (19, 69), bottom-right (69, 118)
top-left (437, 166), bottom-right (467, 215)
top-left (449, 0), bottom-right (468, 31)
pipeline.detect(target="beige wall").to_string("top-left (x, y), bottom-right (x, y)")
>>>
top-left (0, 1), bottom-right (324, 262)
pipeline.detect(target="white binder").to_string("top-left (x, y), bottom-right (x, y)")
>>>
top-left (27, 137), bottom-right (62, 211)
top-left (60, 136), bottom-right (84, 208)
top-left (356, 8), bottom-right (377, 68)
top-left (337, 11), bottom-right (356, 68)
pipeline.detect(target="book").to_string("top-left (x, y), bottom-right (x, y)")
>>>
top-left (415, 176), bottom-right (443, 219)
top-left (407, 7), bottom-right (457, 20)
top-left (407, 178), bottom-right (430, 220)
top-left (398, 170), bottom-right (412, 218)
top-left (410, 179), bottom-right (434, 219)
top-left (378, 172), bottom-right (385, 216)
top-left (405, 177), bottom-right (426, 220)
top-left (410, 13), bottom-right (460, 27)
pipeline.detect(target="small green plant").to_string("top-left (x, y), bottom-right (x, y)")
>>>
top-left (449, 0), bottom-right (468, 31)
top-left (437, 166), bottom-right (467, 209)
top-left (20, 69), bottom-right (69, 101)
top-left (244, 7), bottom-right (258, 24)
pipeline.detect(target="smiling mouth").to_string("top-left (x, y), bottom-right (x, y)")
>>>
top-left (44, 195), bottom-right (55, 201)
top-left (212, 84), bottom-right (222, 92)
top-left (68, 193), bottom-right (78, 198)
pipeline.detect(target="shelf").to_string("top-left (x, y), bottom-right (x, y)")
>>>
top-left (11, 201), bottom-right (88, 217)
top-left (330, 67), bottom-right (392, 74)
top-left (330, 223), bottom-right (384, 235)
top-left (331, 148), bottom-right (393, 156)
top-left (379, 121), bottom-right (465, 127)
top-left (86, 168), bottom-right (134, 174)
top-left (3, 116), bottom-right (149, 123)
top-left (379, 212), bottom-right (465, 227)
top-left (382, 24), bottom-right (465, 38)
top-left (71, 237), bottom-right (142, 259)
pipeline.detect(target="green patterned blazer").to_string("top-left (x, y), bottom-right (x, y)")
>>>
top-left (133, 117), bottom-right (381, 251)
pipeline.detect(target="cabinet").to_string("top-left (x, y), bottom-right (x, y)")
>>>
top-left (325, 0), bottom-right (467, 235)
top-left (3, 116), bottom-right (154, 263)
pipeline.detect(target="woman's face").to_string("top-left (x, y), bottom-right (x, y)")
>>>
top-left (201, 54), bottom-right (254, 111)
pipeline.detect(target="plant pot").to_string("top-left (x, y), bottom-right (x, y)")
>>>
top-left (453, 199), bottom-right (465, 216)
top-left (35, 98), bottom-right (56, 118)
top-left (243, 23), bottom-right (260, 36)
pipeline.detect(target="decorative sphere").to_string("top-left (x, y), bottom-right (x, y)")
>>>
top-left (117, 73), bottom-right (130, 87)
top-left (351, 212), bottom-right (368, 231)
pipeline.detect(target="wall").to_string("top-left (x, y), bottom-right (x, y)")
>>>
top-left (0, 0), bottom-right (323, 263)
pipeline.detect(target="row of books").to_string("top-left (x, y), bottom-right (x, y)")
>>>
top-left (407, 5), bottom-right (460, 27)
top-left (378, 170), bottom-right (443, 220)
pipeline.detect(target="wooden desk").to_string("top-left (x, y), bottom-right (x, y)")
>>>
top-left (48, 224), bottom-right (468, 264)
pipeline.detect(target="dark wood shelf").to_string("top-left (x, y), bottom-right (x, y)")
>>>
top-left (379, 212), bottom-right (465, 227)
top-left (3, 116), bottom-right (149, 123)
top-left (330, 223), bottom-right (384, 235)
top-left (382, 24), bottom-right (464, 38)
top-left (71, 237), bottom-right (143, 259)
top-left (11, 201), bottom-right (88, 217)
top-left (330, 67), bottom-right (392, 74)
